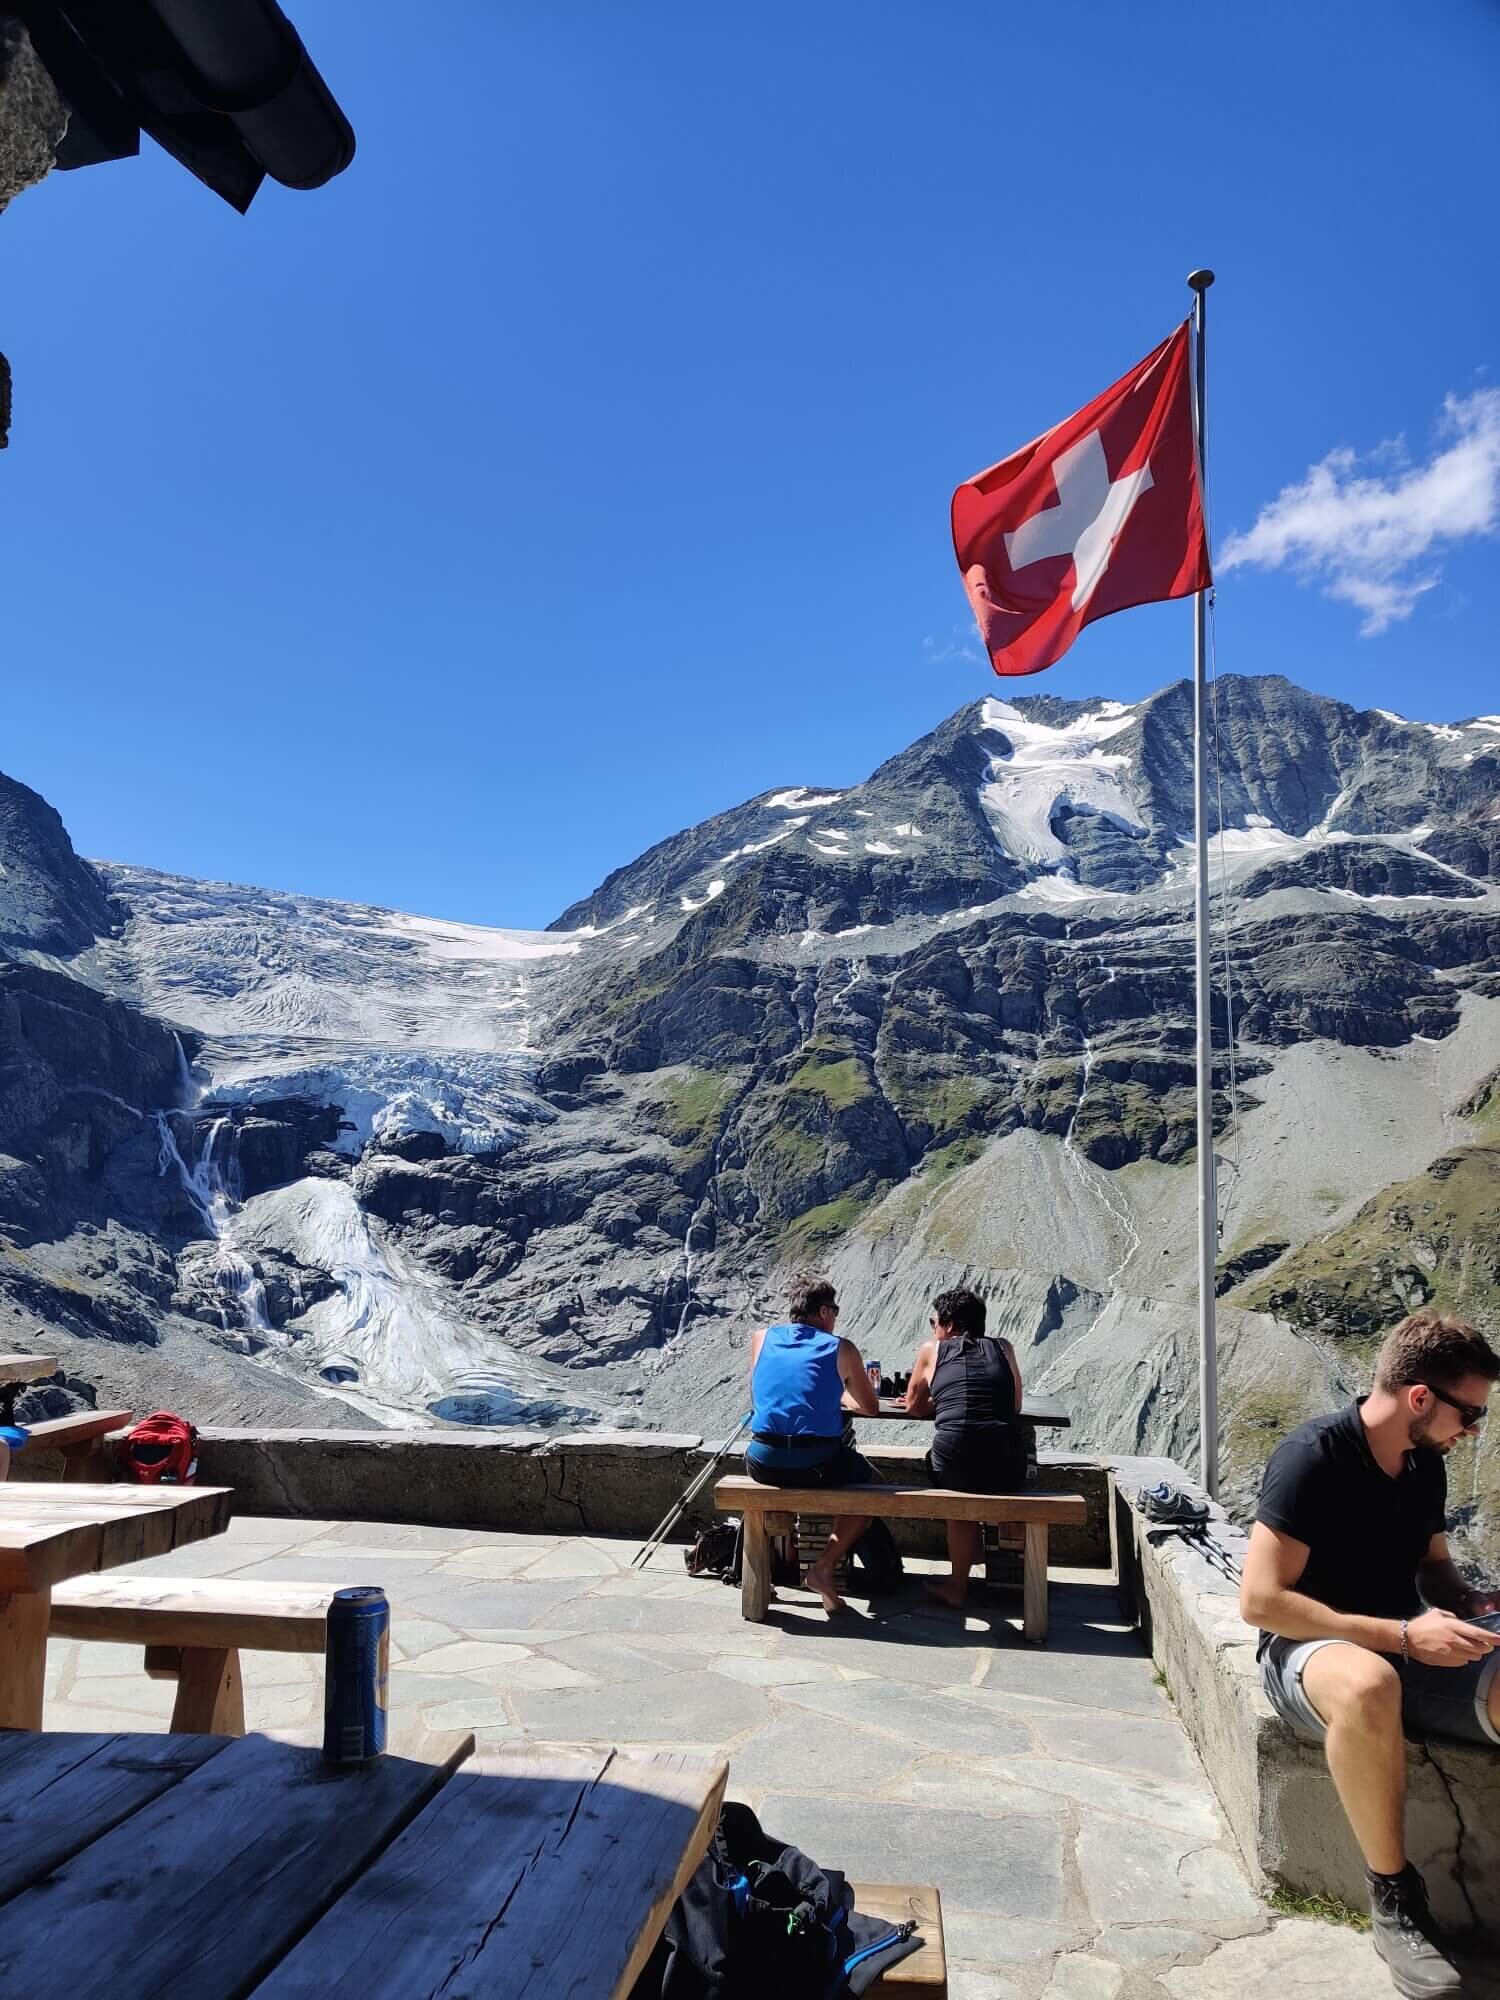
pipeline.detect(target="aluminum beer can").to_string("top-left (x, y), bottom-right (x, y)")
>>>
top-left (323, 1585), bottom-right (389, 1765)
top-left (866, 1361), bottom-right (883, 1391)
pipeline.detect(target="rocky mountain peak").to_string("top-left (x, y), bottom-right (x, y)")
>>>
top-left (0, 769), bottom-right (120, 956)
top-left (0, 675), bottom-right (1495, 1557)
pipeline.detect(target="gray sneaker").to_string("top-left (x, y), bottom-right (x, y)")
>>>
top-left (1369, 1868), bottom-right (1463, 1997)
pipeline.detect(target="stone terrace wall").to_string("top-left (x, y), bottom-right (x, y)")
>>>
top-left (10, 1427), bottom-right (1113, 1563)
top-left (1110, 1457), bottom-right (1499, 1938)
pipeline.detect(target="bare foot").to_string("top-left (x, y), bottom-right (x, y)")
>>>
top-left (804, 1566), bottom-right (848, 1615)
top-left (924, 1579), bottom-right (968, 1609)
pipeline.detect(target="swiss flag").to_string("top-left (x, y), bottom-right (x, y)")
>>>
top-left (951, 322), bottom-right (1211, 678)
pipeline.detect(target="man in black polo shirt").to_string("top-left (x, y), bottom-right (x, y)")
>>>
top-left (1240, 1310), bottom-right (1500, 1997)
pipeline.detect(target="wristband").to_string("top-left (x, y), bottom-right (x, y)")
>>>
top-left (1399, 1618), bottom-right (1409, 1664)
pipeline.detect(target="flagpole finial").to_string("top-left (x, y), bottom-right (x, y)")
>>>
top-left (1187, 268), bottom-right (1215, 292)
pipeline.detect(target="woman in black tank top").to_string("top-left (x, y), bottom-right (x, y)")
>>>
top-left (905, 1286), bottom-right (1024, 1607)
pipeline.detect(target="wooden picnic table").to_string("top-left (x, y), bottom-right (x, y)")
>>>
top-left (0, 1730), bottom-right (727, 2000)
top-left (0, 1481), bottom-right (232, 1728)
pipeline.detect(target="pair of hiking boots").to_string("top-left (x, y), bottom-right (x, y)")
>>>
top-left (1368, 1865), bottom-right (1468, 1996)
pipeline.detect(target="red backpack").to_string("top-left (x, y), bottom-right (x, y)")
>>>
top-left (117, 1411), bottom-right (198, 1484)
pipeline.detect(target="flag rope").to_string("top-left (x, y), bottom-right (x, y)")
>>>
top-left (1193, 358), bottom-right (1242, 1258)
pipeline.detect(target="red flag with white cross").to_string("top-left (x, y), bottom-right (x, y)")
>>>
top-left (951, 322), bottom-right (1211, 678)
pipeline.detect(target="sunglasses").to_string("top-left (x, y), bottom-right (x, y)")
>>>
top-left (1425, 1384), bottom-right (1488, 1430)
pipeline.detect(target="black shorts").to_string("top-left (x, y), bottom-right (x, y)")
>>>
top-left (745, 1440), bottom-right (882, 1490)
top-left (926, 1442), bottom-right (1026, 1495)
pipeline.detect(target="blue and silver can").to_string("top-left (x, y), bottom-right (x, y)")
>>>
top-left (323, 1585), bottom-right (389, 1766)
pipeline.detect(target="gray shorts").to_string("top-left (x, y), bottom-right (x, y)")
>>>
top-left (1261, 1629), bottom-right (1500, 1749)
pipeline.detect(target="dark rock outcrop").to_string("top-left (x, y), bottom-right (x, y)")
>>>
top-left (1, 677), bottom-right (1497, 1435)
top-left (1241, 842), bottom-right (1483, 902)
top-left (0, 771), bottom-right (119, 955)
top-left (0, 960), bottom-right (185, 1230)
top-left (1424, 797), bottom-right (1500, 884)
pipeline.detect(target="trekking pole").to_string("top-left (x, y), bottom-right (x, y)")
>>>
top-left (631, 1411), bottom-right (753, 1570)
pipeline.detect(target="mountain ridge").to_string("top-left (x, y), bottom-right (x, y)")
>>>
top-left (0, 672), bottom-right (1496, 1559)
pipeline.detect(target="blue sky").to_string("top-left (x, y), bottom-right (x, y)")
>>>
top-left (5, 1), bottom-right (1497, 929)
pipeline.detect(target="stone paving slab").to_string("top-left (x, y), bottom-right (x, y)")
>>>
top-left (38, 1519), bottom-right (1435, 1996)
top-left (1159, 1922), bottom-right (1385, 1997)
top-left (765, 1793), bottom-right (1067, 1917)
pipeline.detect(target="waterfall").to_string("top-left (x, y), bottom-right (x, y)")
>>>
top-left (672, 1211), bottom-right (701, 1342)
top-left (154, 1112), bottom-right (273, 1341)
top-left (171, 1032), bottom-right (201, 1108)
top-left (1058, 1021), bottom-right (1140, 1313)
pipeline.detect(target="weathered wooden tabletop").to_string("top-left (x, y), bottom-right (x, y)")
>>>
top-left (0, 1353), bottom-right (57, 1387)
top-left (0, 1731), bottom-right (727, 2000)
top-left (862, 1391), bottom-right (1072, 1427)
top-left (0, 1482), bottom-right (232, 1728)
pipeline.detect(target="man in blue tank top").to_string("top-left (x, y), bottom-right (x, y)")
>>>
top-left (747, 1276), bottom-right (881, 1614)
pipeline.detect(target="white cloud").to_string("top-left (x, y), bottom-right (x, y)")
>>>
top-left (923, 626), bottom-right (983, 666)
top-left (1219, 388), bottom-right (1500, 634)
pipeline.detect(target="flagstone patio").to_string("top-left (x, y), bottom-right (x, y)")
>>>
top-left (43, 1516), bottom-right (1407, 1997)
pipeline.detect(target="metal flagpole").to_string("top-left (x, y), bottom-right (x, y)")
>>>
top-left (1187, 268), bottom-right (1219, 1499)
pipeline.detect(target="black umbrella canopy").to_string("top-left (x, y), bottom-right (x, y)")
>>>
top-left (13, 0), bottom-right (355, 211)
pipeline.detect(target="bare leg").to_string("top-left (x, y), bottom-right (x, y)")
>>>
top-left (927, 1520), bottom-right (982, 1607)
top-left (1300, 1645), bottom-right (1407, 1874)
top-left (1489, 1667), bottom-right (1500, 1735)
top-left (804, 1514), bottom-right (870, 1613)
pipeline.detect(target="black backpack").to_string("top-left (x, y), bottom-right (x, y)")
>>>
top-left (631, 1802), bottom-right (923, 1999)
top-left (683, 1522), bottom-right (803, 1590)
top-left (684, 1522), bottom-right (742, 1582)
top-left (849, 1518), bottom-right (904, 1595)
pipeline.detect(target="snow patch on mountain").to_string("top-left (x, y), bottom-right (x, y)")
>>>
top-left (378, 911), bottom-right (579, 964)
top-left (977, 696), bottom-right (1144, 868)
top-left (1014, 873), bottom-right (1126, 907)
top-left (764, 788), bottom-right (844, 810)
top-left (680, 879), bottom-right (726, 912)
top-left (717, 825), bottom-right (802, 868)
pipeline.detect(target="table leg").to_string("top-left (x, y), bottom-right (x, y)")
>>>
top-left (741, 1514), bottom-right (772, 1622)
top-left (1022, 1522), bottom-right (1048, 1644)
top-left (0, 1587), bottom-right (51, 1728)
top-left (170, 1646), bottom-right (246, 1734)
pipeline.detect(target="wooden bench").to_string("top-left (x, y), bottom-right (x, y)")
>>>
top-left (854, 1884), bottom-right (946, 1994)
top-left (20, 1408), bottom-right (133, 1481)
top-left (714, 1477), bottom-right (1088, 1641)
top-left (48, 1575), bottom-right (338, 1734)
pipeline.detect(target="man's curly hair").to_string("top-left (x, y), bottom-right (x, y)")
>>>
top-left (931, 1288), bottom-right (986, 1340)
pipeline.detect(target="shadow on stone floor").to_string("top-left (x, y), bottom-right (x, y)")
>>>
top-left (761, 1575), bottom-right (1145, 1655)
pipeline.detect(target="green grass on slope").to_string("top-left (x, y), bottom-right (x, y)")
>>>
top-left (652, 1066), bottom-right (737, 1140)
top-left (1234, 1144), bottom-right (1500, 1339)
top-left (779, 1191), bottom-right (880, 1258)
top-left (1465, 1067), bottom-right (1500, 1141)
top-left (785, 1049), bottom-right (873, 1110)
